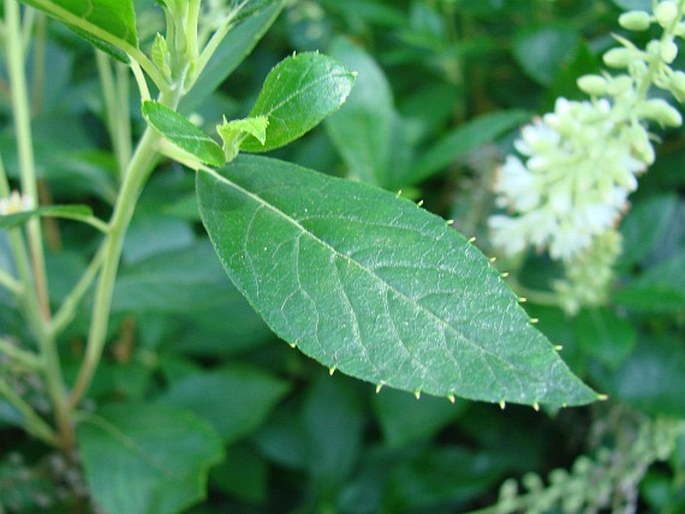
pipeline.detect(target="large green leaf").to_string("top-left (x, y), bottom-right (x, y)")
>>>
top-left (240, 52), bottom-right (355, 153)
top-left (196, 155), bottom-right (598, 408)
top-left (325, 37), bottom-right (394, 186)
top-left (77, 403), bottom-right (224, 514)
top-left (19, 0), bottom-right (138, 61)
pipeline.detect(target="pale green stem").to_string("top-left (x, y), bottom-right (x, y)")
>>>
top-left (4, 0), bottom-right (50, 320)
top-left (0, 336), bottom-right (42, 370)
top-left (30, 13), bottom-right (46, 115)
top-left (96, 51), bottom-right (119, 168)
top-left (0, 269), bottom-right (22, 295)
top-left (4, 0), bottom-right (75, 449)
top-left (68, 89), bottom-right (179, 409)
top-left (115, 62), bottom-right (133, 173)
top-left (49, 245), bottom-right (105, 338)
top-left (0, 376), bottom-right (59, 447)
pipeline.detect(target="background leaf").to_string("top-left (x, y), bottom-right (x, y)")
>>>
top-left (240, 52), bottom-right (355, 152)
top-left (325, 36), bottom-right (394, 187)
top-left (77, 403), bottom-right (224, 514)
top-left (196, 155), bottom-right (597, 408)
top-left (158, 364), bottom-right (290, 444)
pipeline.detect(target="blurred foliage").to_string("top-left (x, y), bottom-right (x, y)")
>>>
top-left (1, 0), bottom-right (685, 512)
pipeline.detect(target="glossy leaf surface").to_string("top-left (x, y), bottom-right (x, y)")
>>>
top-left (20, 0), bottom-right (138, 60)
top-left (241, 52), bottom-right (355, 152)
top-left (142, 101), bottom-right (225, 167)
top-left (196, 155), bottom-right (598, 408)
top-left (77, 404), bottom-right (223, 514)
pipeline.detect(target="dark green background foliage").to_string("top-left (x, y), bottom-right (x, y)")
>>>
top-left (1, 0), bottom-right (684, 513)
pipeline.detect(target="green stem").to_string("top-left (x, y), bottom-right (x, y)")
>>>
top-left (68, 90), bottom-right (179, 409)
top-left (0, 336), bottom-right (42, 370)
top-left (4, 0), bottom-right (50, 320)
top-left (0, 267), bottom-right (22, 295)
top-left (49, 245), bottom-right (105, 338)
top-left (115, 61), bottom-right (133, 174)
top-left (0, 376), bottom-right (59, 447)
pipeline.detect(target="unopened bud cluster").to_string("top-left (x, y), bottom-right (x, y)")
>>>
top-left (489, 0), bottom-right (685, 310)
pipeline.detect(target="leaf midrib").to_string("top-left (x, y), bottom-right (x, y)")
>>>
top-left (201, 167), bottom-right (527, 395)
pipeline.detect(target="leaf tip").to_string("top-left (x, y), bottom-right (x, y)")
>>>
top-left (597, 393), bottom-right (610, 401)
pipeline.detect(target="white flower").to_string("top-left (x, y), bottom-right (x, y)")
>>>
top-left (0, 191), bottom-right (34, 216)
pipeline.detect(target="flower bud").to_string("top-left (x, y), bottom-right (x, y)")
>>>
top-left (660, 38), bottom-right (679, 63)
top-left (603, 47), bottom-right (634, 68)
top-left (668, 70), bottom-right (685, 102)
top-left (618, 10), bottom-right (652, 31)
top-left (577, 74), bottom-right (608, 96)
top-left (655, 1), bottom-right (679, 28)
top-left (637, 98), bottom-right (683, 126)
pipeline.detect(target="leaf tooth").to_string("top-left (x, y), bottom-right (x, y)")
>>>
top-left (414, 389), bottom-right (422, 400)
top-left (500, 272), bottom-right (510, 278)
top-left (395, 189), bottom-right (403, 197)
top-left (446, 219), bottom-right (455, 226)
top-left (416, 199), bottom-right (424, 208)
top-left (489, 256), bottom-right (497, 263)
top-left (289, 341), bottom-right (297, 349)
top-left (447, 394), bottom-right (456, 404)
top-left (468, 236), bottom-right (477, 243)
top-left (532, 402), bottom-right (540, 412)
top-left (329, 366), bottom-right (336, 376)
top-left (554, 345), bottom-right (563, 352)
top-left (375, 382), bottom-right (385, 394)
top-left (499, 400), bottom-right (506, 410)
top-left (518, 297), bottom-right (528, 303)
top-left (530, 318), bottom-right (540, 324)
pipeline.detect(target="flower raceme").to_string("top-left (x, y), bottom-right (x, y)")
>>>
top-left (488, 0), bottom-right (685, 311)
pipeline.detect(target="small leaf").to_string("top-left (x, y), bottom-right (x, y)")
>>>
top-left (19, 0), bottom-right (138, 61)
top-left (196, 155), bottom-right (598, 408)
top-left (241, 52), bottom-right (355, 152)
top-left (142, 101), bottom-right (225, 167)
top-left (77, 403), bottom-right (224, 514)
top-left (217, 116), bottom-right (269, 161)
top-left (0, 204), bottom-right (93, 230)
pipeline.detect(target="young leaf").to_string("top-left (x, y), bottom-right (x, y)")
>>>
top-left (217, 116), bottom-right (269, 161)
top-left (19, 0), bottom-right (138, 62)
top-left (240, 52), bottom-right (355, 153)
top-left (196, 155), bottom-right (599, 408)
top-left (77, 403), bottom-right (224, 514)
top-left (142, 101), bottom-right (225, 168)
